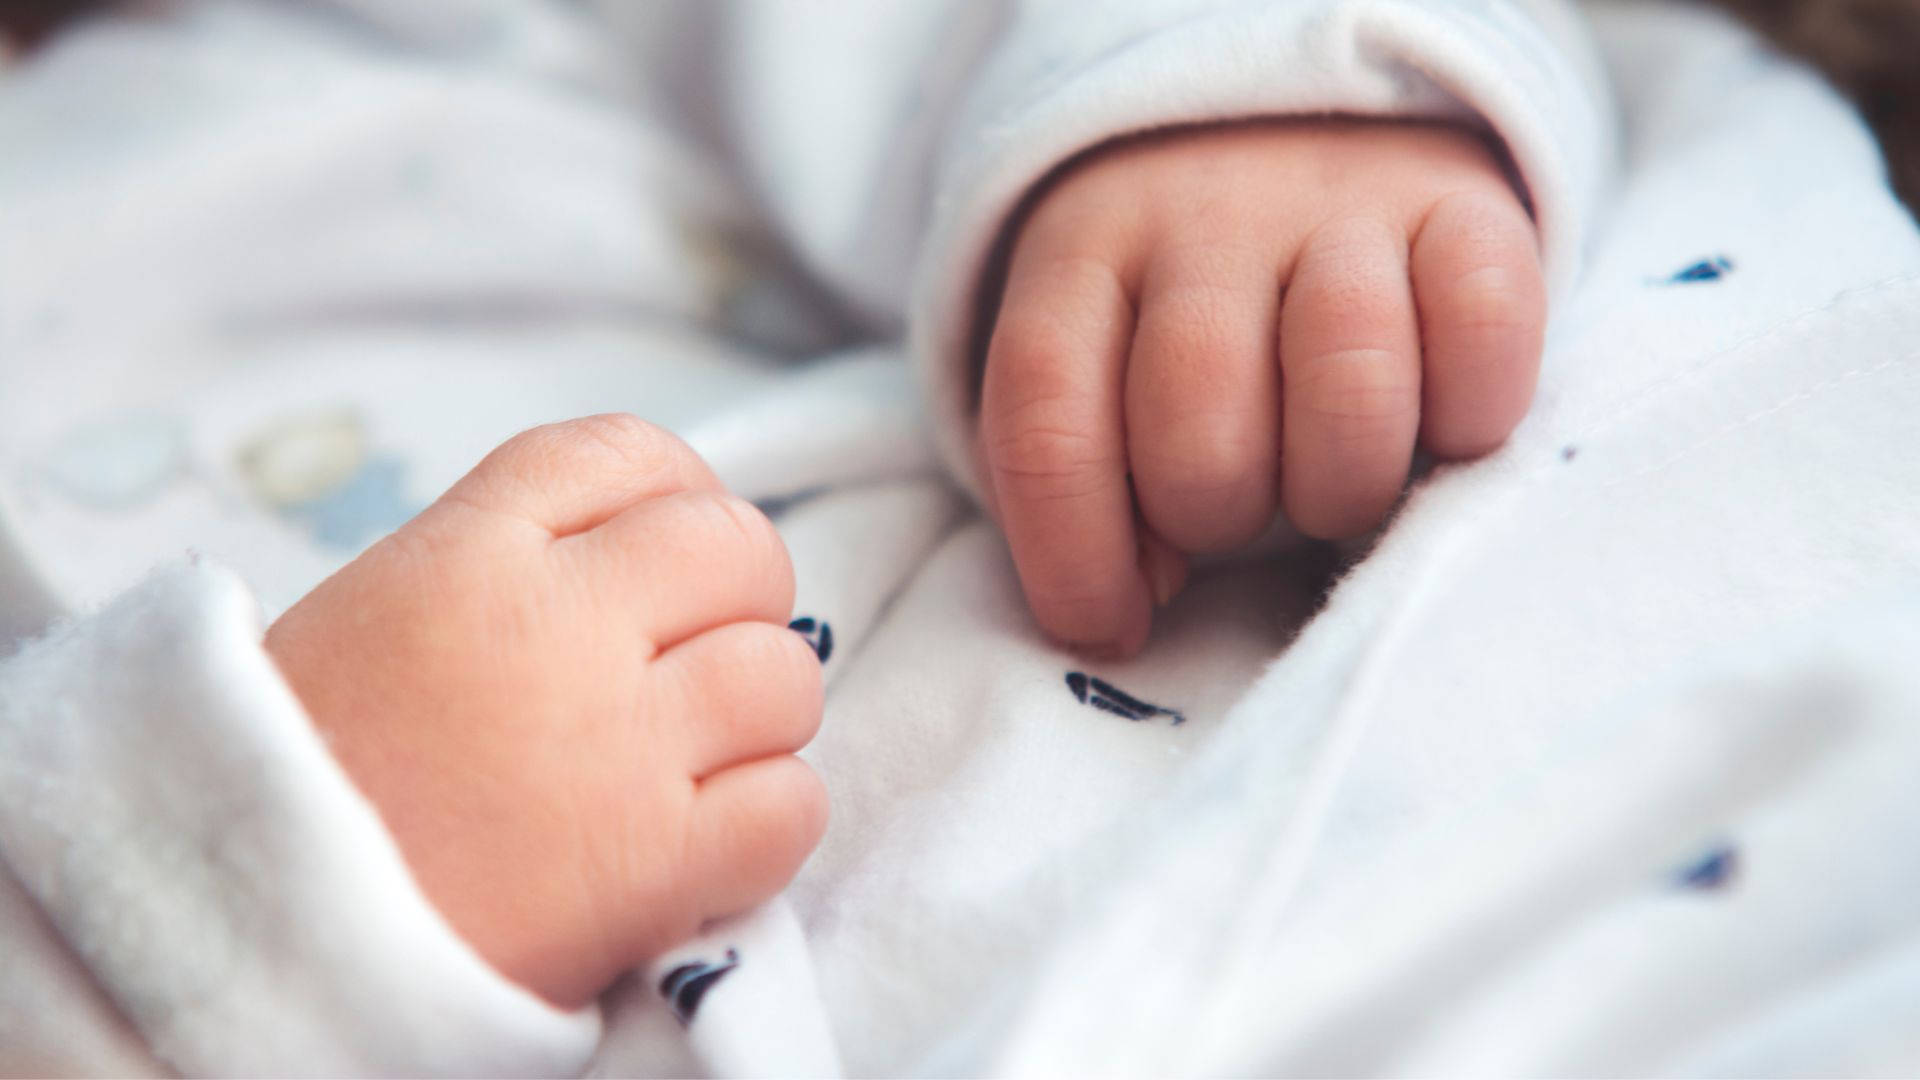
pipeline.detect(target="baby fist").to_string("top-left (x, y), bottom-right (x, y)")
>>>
top-left (266, 416), bottom-right (827, 1008)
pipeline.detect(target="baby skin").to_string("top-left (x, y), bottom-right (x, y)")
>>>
top-left (263, 119), bottom-right (1543, 1008)
top-left (266, 415), bottom-right (829, 1009)
top-left (979, 119), bottom-right (1545, 656)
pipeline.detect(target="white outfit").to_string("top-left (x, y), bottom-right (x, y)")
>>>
top-left (2, 0), bottom-right (1919, 1074)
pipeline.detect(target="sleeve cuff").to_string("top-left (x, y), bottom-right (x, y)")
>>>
top-left (910, 0), bottom-right (1617, 503)
top-left (0, 557), bottom-right (600, 1076)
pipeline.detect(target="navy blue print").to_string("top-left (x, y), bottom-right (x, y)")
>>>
top-left (660, 947), bottom-right (740, 1025)
top-left (1662, 256), bottom-right (1734, 284)
top-left (1065, 672), bottom-right (1185, 725)
top-left (789, 617), bottom-right (833, 663)
top-left (1674, 843), bottom-right (1739, 891)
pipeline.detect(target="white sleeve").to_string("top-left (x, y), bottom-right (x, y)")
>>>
top-left (0, 558), bottom-right (598, 1077)
top-left (625, 0), bottom-right (1617, 503)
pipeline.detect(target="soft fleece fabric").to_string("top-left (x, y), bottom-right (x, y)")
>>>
top-left (2, 0), bottom-right (1918, 1074)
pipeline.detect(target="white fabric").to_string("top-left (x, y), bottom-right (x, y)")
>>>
top-left (0, 559), bottom-right (598, 1076)
top-left (0, 0), bottom-right (1917, 1075)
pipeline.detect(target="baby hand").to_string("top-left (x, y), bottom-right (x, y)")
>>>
top-left (265, 416), bottom-right (827, 1008)
top-left (979, 120), bottom-right (1546, 655)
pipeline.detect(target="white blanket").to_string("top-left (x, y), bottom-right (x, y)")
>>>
top-left (2, 0), bottom-right (1918, 1074)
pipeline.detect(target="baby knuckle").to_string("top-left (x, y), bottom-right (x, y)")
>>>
top-left (1152, 422), bottom-right (1266, 495)
top-left (1025, 170), bottom-right (1133, 242)
top-left (1299, 219), bottom-right (1401, 288)
top-left (470, 428), bottom-right (555, 484)
top-left (1443, 261), bottom-right (1543, 332)
top-left (707, 625), bottom-right (822, 741)
top-left (1326, 273), bottom-right (1405, 330)
top-left (558, 413), bottom-right (683, 469)
top-left (753, 758), bottom-right (830, 852)
top-left (1308, 215), bottom-right (1400, 266)
top-left (694, 490), bottom-right (764, 543)
top-left (482, 414), bottom-right (677, 489)
top-left (1428, 187), bottom-right (1528, 240)
top-left (785, 668), bottom-right (826, 743)
top-left (991, 276), bottom-right (1117, 360)
top-left (761, 624), bottom-right (825, 699)
top-left (1147, 288), bottom-right (1248, 363)
top-left (696, 493), bottom-right (794, 595)
top-left (784, 766), bottom-right (831, 850)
